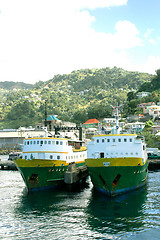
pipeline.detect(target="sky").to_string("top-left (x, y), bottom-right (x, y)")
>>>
top-left (0, 0), bottom-right (160, 84)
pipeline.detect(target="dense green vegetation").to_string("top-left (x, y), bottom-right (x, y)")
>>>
top-left (0, 81), bottom-right (33, 90)
top-left (0, 66), bottom-right (156, 130)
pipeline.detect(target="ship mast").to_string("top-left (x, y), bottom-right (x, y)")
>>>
top-left (111, 104), bottom-right (120, 134)
top-left (115, 105), bottom-right (119, 134)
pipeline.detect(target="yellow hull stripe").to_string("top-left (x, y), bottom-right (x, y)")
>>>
top-left (14, 159), bottom-right (85, 167)
top-left (85, 157), bottom-right (147, 167)
top-left (25, 137), bottom-right (68, 140)
top-left (23, 151), bottom-right (68, 154)
top-left (93, 134), bottom-right (136, 137)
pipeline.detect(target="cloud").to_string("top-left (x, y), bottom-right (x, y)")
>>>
top-left (137, 56), bottom-right (160, 74)
top-left (71, 0), bottom-right (128, 10)
top-left (0, 0), bottom-right (157, 84)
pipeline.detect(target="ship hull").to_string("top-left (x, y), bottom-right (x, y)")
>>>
top-left (85, 157), bottom-right (148, 197)
top-left (14, 158), bottom-right (85, 192)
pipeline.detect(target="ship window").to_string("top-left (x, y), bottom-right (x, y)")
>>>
top-left (126, 152), bottom-right (128, 155)
top-left (48, 141), bottom-right (51, 144)
top-left (97, 139), bottom-right (99, 143)
top-left (66, 156), bottom-right (67, 159)
top-left (118, 139), bottom-right (121, 142)
top-left (71, 156), bottom-right (73, 159)
top-left (107, 139), bottom-right (110, 142)
top-left (130, 138), bottom-right (132, 142)
top-left (24, 142), bottom-right (26, 145)
top-left (34, 141), bottom-right (36, 144)
top-left (102, 139), bottom-right (105, 143)
top-left (25, 155), bottom-right (27, 159)
top-left (57, 156), bottom-right (60, 160)
top-left (113, 139), bottom-right (115, 142)
top-left (37, 141), bottom-right (39, 144)
top-left (52, 141), bottom-right (55, 144)
top-left (124, 139), bottom-right (127, 142)
top-left (30, 141), bottom-right (32, 145)
top-left (45, 141), bottom-right (47, 144)
top-left (60, 141), bottom-right (63, 145)
top-left (56, 141), bottom-right (59, 145)
top-left (131, 152), bottom-right (133, 155)
top-left (27, 141), bottom-right (29, 145)
top-left (136, 152), bottom-right (138, 155)
top-left (143, 145), bottom-right (145, 150)
top-left (100, 152), bottom-right (104, 158)
top-left (50, 155), bottom-right (53, 159)
top-left (40, 140), bottom-right (43, 145)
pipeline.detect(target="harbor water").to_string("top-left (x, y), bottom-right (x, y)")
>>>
top-left (0, 155), bottom-right (160, 240)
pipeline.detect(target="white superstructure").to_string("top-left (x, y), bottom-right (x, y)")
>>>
top-left (87, 134), bottom-right (147, 162)
top-left (23, 137), bottom-right (87, 163)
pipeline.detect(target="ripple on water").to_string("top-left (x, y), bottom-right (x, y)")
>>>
top-left (0, 170), bottom-right (160, 239)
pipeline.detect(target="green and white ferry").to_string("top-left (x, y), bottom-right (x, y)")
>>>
top-left (14, 129), bottom-right (87, 191)
top-left (85, 109), bottom-right (148, 197)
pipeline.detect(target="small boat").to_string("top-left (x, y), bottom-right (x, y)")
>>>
top-left (14, 128), bottom-right (87, 191)
top-left (85, 107), bottom-right (148, 197)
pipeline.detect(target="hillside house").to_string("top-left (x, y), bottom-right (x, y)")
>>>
top-left (137, 102), bottom-right (155, 114)
top-left (83, 119), bottom-right (99, 129)
top-left (147, 106), bottom-right (160, 118)
top-left (124, 122), bottom-right (145, 133)
top-left (136, 92), bottom-right (151, 99)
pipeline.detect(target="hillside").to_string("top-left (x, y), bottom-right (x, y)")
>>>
top-left (0, 81), bottom-right (33, 90)
top-left (0, 67), bottom-right (155, 129)
top-left (45, 67), bottom-right (152, 92)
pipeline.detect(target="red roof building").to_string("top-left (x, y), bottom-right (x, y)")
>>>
top-left (83, 119), bottom-right (99, 124)
top-left (83, 119), bottom-right (99, 128)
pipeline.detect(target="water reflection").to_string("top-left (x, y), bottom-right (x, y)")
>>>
top-left (1, 171), bottom-right (160, 240)
top-left (86, 186), bottom-right (148, 236)
top-left (15, 180), bottom-right (91, 216)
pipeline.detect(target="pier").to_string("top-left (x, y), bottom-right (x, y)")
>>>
top-left (64, 163), bottom-right (89, 185)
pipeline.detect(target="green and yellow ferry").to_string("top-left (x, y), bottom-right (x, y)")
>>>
top-left (14, 130), bottom-right (87, 192)
top-left (86, 133), bottom-right (148, 197)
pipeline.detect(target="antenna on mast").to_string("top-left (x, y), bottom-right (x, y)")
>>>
top-left (44, 99), bottom-right (47, 127)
